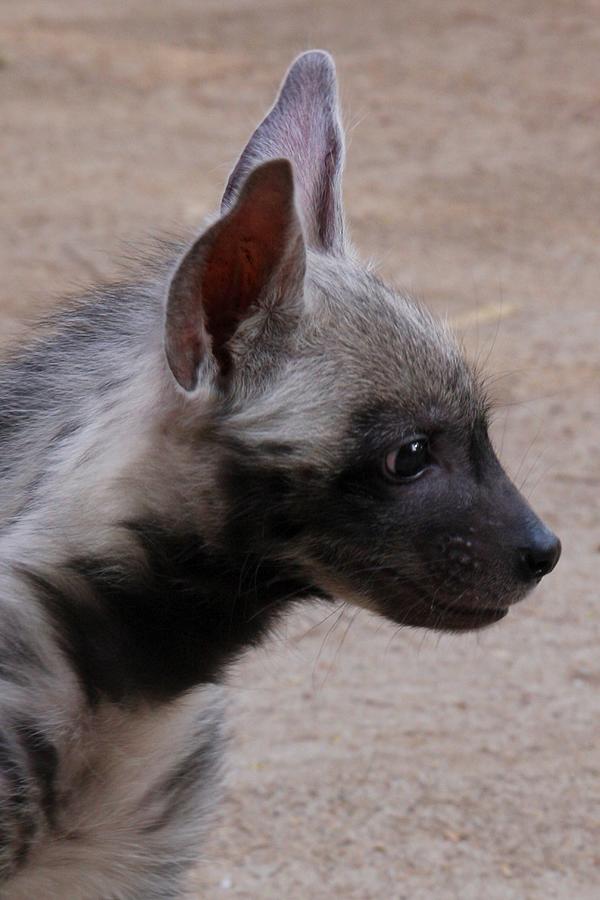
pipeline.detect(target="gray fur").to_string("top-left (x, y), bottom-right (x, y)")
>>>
top-left (222, 50), bottom-right (345, 253)
top-left (0, 50), bottom-right (559, 898)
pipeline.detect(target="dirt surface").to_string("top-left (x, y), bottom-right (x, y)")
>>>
top-left (1, 1), bottom-right (599, 897)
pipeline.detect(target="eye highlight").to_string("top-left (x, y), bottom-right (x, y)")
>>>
top-left (383, 438), bottom-right (431, 482)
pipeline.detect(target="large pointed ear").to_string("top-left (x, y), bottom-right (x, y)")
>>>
top-left (165, 159), bottom-right (305, 392)
top-left (222, 50), bottom-right (345, 255)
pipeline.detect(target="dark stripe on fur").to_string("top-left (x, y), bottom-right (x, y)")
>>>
top-left (14, 723), bottom-right (58, 828)
top-left (0, 729), bottom-right (38, 874)
top-left (142, 719), bottom-right (222, 835)
top-left (32, 524), bottom-right (317, 705)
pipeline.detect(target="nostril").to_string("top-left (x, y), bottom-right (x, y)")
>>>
top-left (519, 534), bottom-right (561, 582)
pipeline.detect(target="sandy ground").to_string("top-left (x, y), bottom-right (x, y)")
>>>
top-left (1, 1), bottom-right (599, 897)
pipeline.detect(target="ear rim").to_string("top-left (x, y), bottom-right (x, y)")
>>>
top-left (164, 158), bottom-right (306, 393)
top-left (221, 49), bottom-right (346, 256)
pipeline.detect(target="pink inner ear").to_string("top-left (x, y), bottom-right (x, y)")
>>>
top-left (200, 181), bottom-right (291, 372)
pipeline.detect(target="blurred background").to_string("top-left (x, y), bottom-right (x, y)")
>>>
top-left (1, 2), bottom-right (599, 898)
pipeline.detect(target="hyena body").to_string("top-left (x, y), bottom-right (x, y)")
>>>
top-left (0, 52), bottom-right (559, 898)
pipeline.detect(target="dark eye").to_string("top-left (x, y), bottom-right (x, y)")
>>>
top-left (383, 438), bottom-right (431, 481)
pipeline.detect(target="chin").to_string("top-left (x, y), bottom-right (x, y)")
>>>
top-left (421, 600), bottom-right (509, 632)
top-left (372, 581), bottom-right (521, 633)
top-left (382, 599), bottom-right (509, 632)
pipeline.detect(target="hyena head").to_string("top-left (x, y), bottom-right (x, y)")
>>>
top-left (163, 50), bottom-right (560, 633)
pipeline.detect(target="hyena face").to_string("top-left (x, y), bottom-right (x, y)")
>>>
top-left (165, 51), bottom-right (560, 634)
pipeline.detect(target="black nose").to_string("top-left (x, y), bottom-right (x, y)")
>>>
top-left (519, 528), bottom-right (561, 582)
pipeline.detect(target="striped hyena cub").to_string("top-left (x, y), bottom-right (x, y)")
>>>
top-left (0, 51), bottom-right (559, 899)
